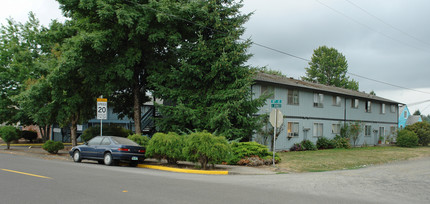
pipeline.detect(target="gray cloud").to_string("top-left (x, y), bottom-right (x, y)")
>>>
top-left (241, 0), bottom-right (430, 113)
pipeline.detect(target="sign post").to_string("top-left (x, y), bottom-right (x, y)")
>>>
top-left (269, 107), bottom-right (283, 167)
top-left (97, 98), bottom-right (108, 136)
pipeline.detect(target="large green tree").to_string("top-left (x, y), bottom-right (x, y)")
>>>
top-left (0, 13), bottom-right (48, 125)
top-left (56, 0), bottom-right (194, 135)
top-left (302, 46), bottom-right (359, 91)
top-left (149, 0), bottom-right (266, 140)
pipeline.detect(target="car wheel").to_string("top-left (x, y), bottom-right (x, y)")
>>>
top-left (73, 150), bottom-right (82, 163)
top-left (104, 153), bottom-right (115, 166)
top-left (129, 161), bottom-right (138, 167)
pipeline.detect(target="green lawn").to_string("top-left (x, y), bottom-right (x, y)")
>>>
top-left (276, 146), bottom-right (430, 173)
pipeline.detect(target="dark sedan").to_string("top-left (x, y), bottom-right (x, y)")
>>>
top-left (69, 136), bottom-right (145, 167)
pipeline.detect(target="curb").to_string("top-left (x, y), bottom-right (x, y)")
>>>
top-left (138, 164), bottom-right (229, 175)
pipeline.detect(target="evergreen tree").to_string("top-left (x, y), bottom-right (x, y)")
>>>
top-left (302, 46), bottom-right (359, 91)
top-left (149, 0), bottom-right (266, 140)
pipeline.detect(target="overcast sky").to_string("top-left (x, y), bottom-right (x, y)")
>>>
top-left (1, 0), bottom-right (430, 114)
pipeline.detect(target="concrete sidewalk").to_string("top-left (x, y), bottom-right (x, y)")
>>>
top-left (0, 145), bottom-right (277, 175)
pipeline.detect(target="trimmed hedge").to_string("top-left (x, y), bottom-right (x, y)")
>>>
top-left (127, 134), bottom-right (150, 148)
top-left (183, 131), bottom-right (231, 169)
top-left (316, 137), bottom-right (334, 150)
top-left (396, 130), bottom-right (418, 148)
top-left (42, 140), bottom-right (64, 154)
top-left (81, 126), bottom-right (132, 142)
top-left (146, 132), bottom-right (185, 164)
top-left (301, 140), bottom-right (317, 151)
top-left (229, 141), bottom-right (280, 165)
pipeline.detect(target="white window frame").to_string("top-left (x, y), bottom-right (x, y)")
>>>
top-left (332, 124), bottom-right (341, 134)
top-left (313, 123), bottom-right (324, 137)
top-left (352, 99), bottom-right (359, 108)
top-left (390, 105), bottom-right (396, 113)
top-left (287, 122), bottom-right (299, 137)
top-left (288, 89), bottom-right (299, 105)
top-left (332, 96), bottom-right (341, 106)
top-left (313, 93), bottom-right (324, 108)
top-left (365, 101), bottom-right (372, 113)
top-left (381, 103), bottom-right (386, 114)
top-left (379, 127), bottom-right (385, 137)
top-left (365, 125), bottom-right (372, 136)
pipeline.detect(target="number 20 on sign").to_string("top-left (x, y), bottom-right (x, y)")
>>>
top-left (97, 98), bottom-right (107, 120)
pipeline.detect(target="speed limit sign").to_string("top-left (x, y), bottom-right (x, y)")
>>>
top-left (97, 98), bottom-right (107, 120)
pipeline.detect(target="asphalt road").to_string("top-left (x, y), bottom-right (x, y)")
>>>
top-left (0, 152), bottom-right (429, 204)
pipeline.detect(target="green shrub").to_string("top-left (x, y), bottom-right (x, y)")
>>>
top-left (396, 130), bottom-right (419, 148)
top-left (290, 143), bottom-right (305, 151)
top-left (183, 131), bottom-right (231, 169)
top-left (317, 137), bottom-right (334, 149)
top-left (0, 126), bottom-right (20, 149)
top-left (42, 140), bottom-right (64, 154)
top-left (301, 140), bottom-right (317, 151)
top-left (405, 122), bottom-right (430, 146)
top-left (229, 141), bottom-right (280, 165)
top-left (127, 134), bottom-right (150, 148)
top-left (81, 126), bottom-right (132, 142)
top-left (332, 135), bottom-right (351, 149)
top-left (146, 132), bottom-right (185, 164)
top-left (21, 130), bottom-right (38, 143)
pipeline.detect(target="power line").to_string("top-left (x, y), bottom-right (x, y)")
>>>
top-left (346, 72), bottom-right (430, 95)
top-left (344, 0), bottom-right (430, 47)
top-left (314, 0), bottom-right (429, 52)
top-left (124, 0), bottom-right (430, 96)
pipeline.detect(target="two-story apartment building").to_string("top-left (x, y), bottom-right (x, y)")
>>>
top-left (252, 72), bottom-right (401, 150)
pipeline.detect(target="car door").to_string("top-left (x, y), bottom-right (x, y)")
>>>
top-left (94, 137), bottom-right (112, 159)
top-left (82, 136), bottom-right (103, 158)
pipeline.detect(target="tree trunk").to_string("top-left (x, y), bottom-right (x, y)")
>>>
top-left (7, 142), bottom-right (10, 150)
top-left (39, 125), bottom-right (51, 142)
top-left (70, 113), bottom-right (79, 146)
top-left (133, 80), bottom-right (142, 135)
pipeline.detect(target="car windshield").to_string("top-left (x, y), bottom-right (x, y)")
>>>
top-left (111, 137), bottom-right (138, 146)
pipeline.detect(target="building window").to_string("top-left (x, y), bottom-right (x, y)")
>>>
top-left (332, 124), bottom-right (341, 134)
top-left (365, 101), bottom-right (372, 113)
top-left (379, 127), bottom-right (385, 138)
top-left (390, 105), bottom-right (396, 113)
top-left (261, 85), bottom-right (274, 99)
top-left (332, 96), bottom-right (341, 106)
top-left (381, 104), bottom-right (386, 114)
top-left (313, 123), bottom-right (323, 137)
top-left (390, 126), bottom-right (396, 135)
top-left (288, 122), bottom-right (299, 137)
top-left (287, 89), bottom-right (299, 105)
top-left (351, 99), bottom-right (359, 108)
top-left (313, 93), bottom-right (324, 108)
top-left (365, 125), bottom-right (372, 136)
top-left (404, 111), bottom-right (407, 119)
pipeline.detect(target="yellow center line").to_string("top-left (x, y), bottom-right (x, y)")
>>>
top-left (1, 169), bottom-right (52, 179)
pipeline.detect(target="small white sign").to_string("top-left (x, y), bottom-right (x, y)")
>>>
top-left (97, 98), bottom-right (108, 120)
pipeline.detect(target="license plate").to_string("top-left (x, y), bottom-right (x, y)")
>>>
top-left (132, 156), bottom-right (138, 161)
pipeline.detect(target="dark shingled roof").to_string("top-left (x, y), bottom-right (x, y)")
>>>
top-left (254, 72), bottom-right (400, 104)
